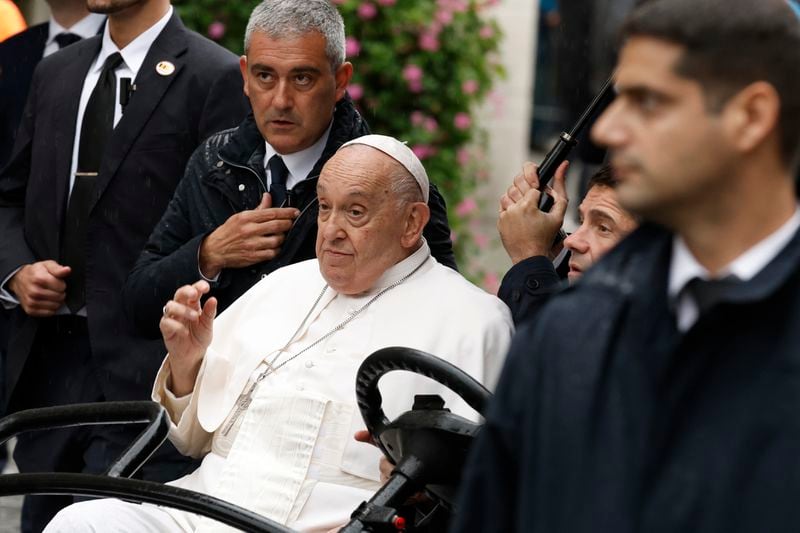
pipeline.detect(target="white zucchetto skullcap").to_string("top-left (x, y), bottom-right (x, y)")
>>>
top-left (339, 134), bottom-right (430, 203)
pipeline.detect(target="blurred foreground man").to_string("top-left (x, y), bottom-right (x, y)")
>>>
top-left (48, 135), bottom-right (512, 532)
top-left (455, 1), bottom-right (800, 531)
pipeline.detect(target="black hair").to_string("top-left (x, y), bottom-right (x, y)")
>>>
top-left (621, 0), bottom-right (800, 168)
top-left (587, 165), bottom-right (618, 191)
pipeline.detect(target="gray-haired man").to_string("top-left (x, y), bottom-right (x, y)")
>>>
top-left (123, 0), bottom-right (457, 341)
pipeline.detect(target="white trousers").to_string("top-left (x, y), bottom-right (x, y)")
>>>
top-left (44, 498), bottom-right (189, 532)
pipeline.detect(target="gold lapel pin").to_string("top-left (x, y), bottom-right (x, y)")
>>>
top-left (156, 61), bottom-right (175, 76)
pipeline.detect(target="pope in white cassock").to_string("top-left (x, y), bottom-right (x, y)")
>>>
top-left (45, 135), bottom-right (514, 532)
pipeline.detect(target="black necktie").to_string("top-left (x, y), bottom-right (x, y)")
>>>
top-left (684, 275), bottom-right (741, 316)
top-left (54, 32), bottom-right (81, 49)
top-left (267, 155), bottom-right (289, 207)
top-left (61, 52), bottom-right (123, 313)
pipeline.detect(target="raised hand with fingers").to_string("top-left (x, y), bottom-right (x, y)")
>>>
top-left (199, 192), bottom-right (300, 279)
top-left (160, 280), bottom-right (218, 396)
top-left (8, 260), bottom-right (71, 317)
top-left (498, 160), bottom-right (569, 264)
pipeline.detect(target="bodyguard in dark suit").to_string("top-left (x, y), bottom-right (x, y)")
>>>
top-left (455, 1), bottom-right (800, 531)
top-left (0, 1), bottom-right (105, 168)
top-left (0, 0), bottom-right (248, 529)
top-left (0, 23), bottom-right (46, 168)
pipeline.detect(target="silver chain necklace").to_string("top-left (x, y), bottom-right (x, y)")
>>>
top-left (221, 257), bottom-right (428, 435)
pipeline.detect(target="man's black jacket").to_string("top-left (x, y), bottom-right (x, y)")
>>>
top-left (455, 222), bottom-right (800, 533)
top-left (124, 98), bottom-right (457, 338)
top-left (498, 255), bottom-right (564, 326)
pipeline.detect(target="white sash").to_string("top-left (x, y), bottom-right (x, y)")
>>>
top-left (195, 392), bottom-right (327, 532)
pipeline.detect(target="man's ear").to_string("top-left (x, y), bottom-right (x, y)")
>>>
top-left (401, 202), bottom-right (431, 249)
top-left (722, 81), bottom-right (780, 155)
top-left (334, 61), bottom-right (354, 102)
top-left (239, 55), bottom-right (249, 98)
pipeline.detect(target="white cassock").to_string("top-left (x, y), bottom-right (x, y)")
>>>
top-left (45, 241), bottom-right (513, 533)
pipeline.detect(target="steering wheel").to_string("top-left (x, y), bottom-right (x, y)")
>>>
top-left (354, 346), bottom-right (491, 510)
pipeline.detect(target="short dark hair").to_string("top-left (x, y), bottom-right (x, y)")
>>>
top-left (586, 165), bottom-right (641, 222)
top-left (621, 0), bottom-right (800, 168)
top-left (587, 165), bottom-right (618, 191)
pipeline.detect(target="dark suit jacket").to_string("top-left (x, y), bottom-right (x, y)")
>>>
top-left (0, 22), bottom-right (47, 168)
top-left (497, 255), bottom-right (564, 326)
top-left (0, 13), bottom-right (250, 404)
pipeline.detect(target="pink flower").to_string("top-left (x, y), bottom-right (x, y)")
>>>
top-left (454, 112), bottom-right (471, 130)
top-left (402, 64), bottom-right (423, 83)
top-left (357, 2), bottom-right (378, 19)
top-left (345, 37), bottom-right (361, 57)
top-left (462, 79), bottom-right (479, 95)
top-left (436, 9), bottom-right (454, 25)
top-left (424, 117), bottom-right (438, 133)
top-left (457, 147), bottom-right (470, 167)
top-left (418, 32), bottom-right (440, 51)
top-left (479, 25), bottom-right (495, 39)
top-left (438, 0), bottom-right (467, 11)
top-left (473, 232), bottom-right (490, 250)
top-left (411, 144), bottom-right (436, 160)
top-left (489, 89), bottom-right (506, 118)
top-left (483, 272), bottom-right (500, 295)
top-left (207, 21), bottom-right (225, 41)
top-left (456, 197), bottom-right (478, 217)
top-left (377, 0), bottom-right (396, 5)
top-left (410, 111), bottom-right (425, 126)
top-left (348, 84), bottom-right (364, 101)
top-left (403, 65), bottom-right (424, 92)
top-left (450, 231), bottom-right (458, 244)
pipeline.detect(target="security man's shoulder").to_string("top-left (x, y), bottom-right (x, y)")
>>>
top-left (181, 28), bottom-right (240, 68)
top-left (189, 124), bottom-right (240, 169)
top-left (36, 35), bottom-right (99, 72)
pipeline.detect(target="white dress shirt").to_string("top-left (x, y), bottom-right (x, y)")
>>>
top-left (669, 207), bottom-right (800, 331)
top-left (68, 6), bottom-right (173, 197)
top-left (264, 120), bottom-right (332, 192)
top-left (43, 13), bottom-right (106, 58)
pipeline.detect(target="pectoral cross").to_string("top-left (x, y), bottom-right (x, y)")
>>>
top-left (220, 360), bottom-right (278, 436)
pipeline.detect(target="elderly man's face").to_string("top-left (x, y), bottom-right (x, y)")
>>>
top-left (563, 185), bottom-right (637, 282)
top-left (591, 36), bottom-right (736, 225)
top-left (316, 147), bottom-right (420, 295)
top-left (240, 31), bottom-right (352, 154)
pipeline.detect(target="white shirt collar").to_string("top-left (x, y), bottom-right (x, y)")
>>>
top-left (668, 207), bottom-right (800, 332)
top-left (47, 13), bottom-right (106, 46)
top-left (264, 120), bottom-right (333, 189)
top-left (92, 6), bottom-right (172, 78)
top-left (669, 206), bottom-right (800, 300)
top-left (366, 239), bottom-right (432, 293)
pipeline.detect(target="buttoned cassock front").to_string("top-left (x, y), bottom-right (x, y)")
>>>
top-left (151, 242), bottom-right (513, 531)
